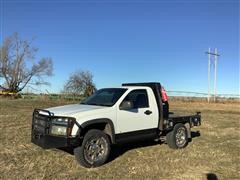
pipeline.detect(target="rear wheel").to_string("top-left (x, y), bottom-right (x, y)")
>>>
top-left (166, 123), bottom-right (188, 149)
top-left (74, 129), bottom-right (111, 168)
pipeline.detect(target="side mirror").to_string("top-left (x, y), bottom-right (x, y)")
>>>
top-left (119, 100), bottom-right (133, 110)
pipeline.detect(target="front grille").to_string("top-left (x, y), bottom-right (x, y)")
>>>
top-left (33, 125), bottom-right (46, 133)
top-left (32, 111), bottom-right (50, 134)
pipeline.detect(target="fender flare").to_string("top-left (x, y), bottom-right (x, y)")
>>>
top-left (80, 118), bottom-right (116, 144)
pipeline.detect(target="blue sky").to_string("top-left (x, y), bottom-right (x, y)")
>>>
top-left (1, 0), bottom-right (239, 94)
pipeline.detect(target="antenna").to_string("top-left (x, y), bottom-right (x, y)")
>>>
top-left (205, 48), bottom-right (220, 102)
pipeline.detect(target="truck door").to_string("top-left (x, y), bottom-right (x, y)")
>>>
top-left (116, 89), bottom-right (158, 134)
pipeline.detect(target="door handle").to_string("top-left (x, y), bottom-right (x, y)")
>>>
top-left (144, 110), bottom-right (152, 115)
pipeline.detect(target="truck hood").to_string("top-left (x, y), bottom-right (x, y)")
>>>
top-left (45, 104), bottom-right (107, 116)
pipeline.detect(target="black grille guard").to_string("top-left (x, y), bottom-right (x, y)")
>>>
top-left (32, 108), bottom-right (81, 137)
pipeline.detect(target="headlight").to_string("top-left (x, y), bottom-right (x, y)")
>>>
top-left (50, 117), bottom-right (75, 136)
top-left (51, 125), bottom-right (67, 136)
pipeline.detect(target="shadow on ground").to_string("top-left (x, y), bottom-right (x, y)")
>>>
top-left (206, 173), bottom-right (218, 180)
top-left (58, 130), bottom-right (201, 163)
top-left (188, 130), bottom-right (201, 142)
top-left (108, 130), bottom-right (201, 162)
top-left (191, 130), bottom-right (201, 138)
top-left (108, 140), bottom-right (161, 163)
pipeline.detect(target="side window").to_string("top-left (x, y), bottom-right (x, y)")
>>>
top-left (123, 90), bottom-right (149, 109)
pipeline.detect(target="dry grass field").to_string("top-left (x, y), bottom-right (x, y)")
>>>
top-left (0, 98), bottom-right (239, 180)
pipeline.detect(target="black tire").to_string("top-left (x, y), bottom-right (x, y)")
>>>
top-left (166, 123), bottom-right (188, 149)
top-left (74, 129), bottom-right (111, 168)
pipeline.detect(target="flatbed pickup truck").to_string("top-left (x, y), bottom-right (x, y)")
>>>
top-left (31, 82), bottom-right (201, 168)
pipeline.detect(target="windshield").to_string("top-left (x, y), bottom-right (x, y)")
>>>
top-left (81, 88), bottom-right (127, 107)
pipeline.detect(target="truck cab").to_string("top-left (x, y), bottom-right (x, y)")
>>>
top-left (31, 82), bottom-right (201, 168)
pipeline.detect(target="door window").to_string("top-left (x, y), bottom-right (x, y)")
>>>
top-left (122, 90), bottom-right (149, 109)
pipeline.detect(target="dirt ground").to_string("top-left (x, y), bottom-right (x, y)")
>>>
top-left (0, 98), bottom-right (239, 180)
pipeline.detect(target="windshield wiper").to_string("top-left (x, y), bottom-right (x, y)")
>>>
top-left (80, 102), bottom-right (99, 106)
top-left (88, 103), bottom-right (111, 107)
top-left (81, 102), bottom-right (111, 107)
top-left (88, 103), bottom-right (99, 106)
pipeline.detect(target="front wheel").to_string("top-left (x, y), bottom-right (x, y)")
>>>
top-left (74, 129), bottom-right (111, 168)
top-left (166, 123), bottom-right (188, 149)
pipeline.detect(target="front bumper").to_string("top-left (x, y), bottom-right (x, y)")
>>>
top-left (31, 134), bottom-right (81, 149)
top-left (31, 109), bottom-right (82, 149)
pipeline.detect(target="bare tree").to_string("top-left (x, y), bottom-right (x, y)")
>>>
top-left (0, 33), bottom-right (53, 93)
top-left (63, 70), bottom-right (96, 96)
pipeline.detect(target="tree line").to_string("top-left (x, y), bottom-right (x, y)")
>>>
top-left (0, 33), bottom-right (96, 96)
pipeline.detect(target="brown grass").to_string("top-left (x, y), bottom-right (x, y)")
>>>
top-left (0, 98), bottom-right (239, 180)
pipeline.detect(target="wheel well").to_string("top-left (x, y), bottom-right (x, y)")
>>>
top-left (81, 123), bottom-right (114, 143)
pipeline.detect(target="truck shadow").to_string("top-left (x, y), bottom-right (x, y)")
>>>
top-left (108, 130), bottom-right (201, 163)
top-left (57, 140), bottom-right (161, 158)
top-left (57, 147), bottom-right (74, 155)
top-left (108, 140), bottom-right (160, 163)
top-left (188, 130), bottom-right (201, 142)
top-left (57, 130), bottom-right (201, 163)
top-left (191, 130), bottom-right (201, 138)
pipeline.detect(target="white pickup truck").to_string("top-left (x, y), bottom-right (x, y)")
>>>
top-left (31, 82), bottom-right (201, 168)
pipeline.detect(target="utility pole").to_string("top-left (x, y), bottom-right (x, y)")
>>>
top-left (214, 48), bottom-right (218, 102)
top-left (207, 48), bottom-right (211, 103)
top-left (205, 48), bottom-right (220, 103)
